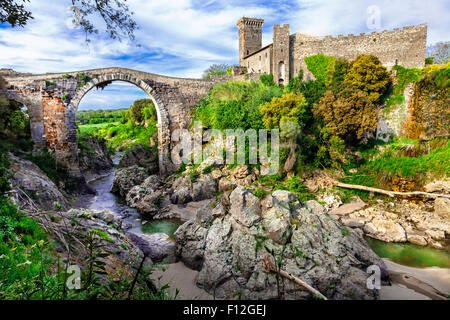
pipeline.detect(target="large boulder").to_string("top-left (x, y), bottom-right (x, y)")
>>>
top-left (169, 174), bottom-right (217, 205)
top-left (8, 153), bottom-right (69, 210)
top-left (364, 218), bottom-right (407, 242)
top-left (118, 144), bottom-right (158, 174)
top-left (174, 187), bottom-right (388, 300)
top-left (111, 165), bottom-right (148, 197)
top-left (125, 175), bottom-right (161, 207)
top-left (434, 197), bottom-right (450, 219)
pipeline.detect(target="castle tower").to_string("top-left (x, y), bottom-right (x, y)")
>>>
top-left (272, 24), bottom-right (290, 85)
top-left (237, 17), bottom-right (264, 66)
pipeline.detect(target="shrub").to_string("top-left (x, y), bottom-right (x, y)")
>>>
top-left (259, 92), bottom-right (308, 129)
top-left (0, 153), bottom-right (11, 195)
top-left (304, 54), bottom-right (335, 83)
top-left (314, 89), bottom-right (378, 143)
top-left (260, 74), bottom-right (275, 86)
top-left (344, 54), bottom-right (391, 103)
top-left (192, 81), bottom-right (283, 130)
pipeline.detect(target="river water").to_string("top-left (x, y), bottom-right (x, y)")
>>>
top-left (83, 156), bottom-right (450, 300)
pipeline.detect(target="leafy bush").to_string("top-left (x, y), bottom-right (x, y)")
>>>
top-left (259, 92), bottom-right (308, 129)
top-left (342, 140), bottom-right (450, 189)
top-left (343, 54), bottom-right (391, 103)
top-left (260, 74), bottom-right (275, 86)
top-left (0, 153), bottom-right (11, 195)
top-left (314, 89), bottom-right (378, 143)
top-left (304, 54), bottom-right (335, 83)
top-left (192, 81), bottom-right (283, 130)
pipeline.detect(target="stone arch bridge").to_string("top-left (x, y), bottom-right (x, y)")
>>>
top-left (2, 67), bottom-right (223, 176)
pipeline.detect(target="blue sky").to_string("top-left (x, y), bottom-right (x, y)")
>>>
top-left (1, 0), bottom-right (449, 110)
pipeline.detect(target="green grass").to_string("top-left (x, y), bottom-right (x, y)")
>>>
top-left (342, 140), bottom-right (450, 188)
top-left (78, 122), bottom-right (119, 133)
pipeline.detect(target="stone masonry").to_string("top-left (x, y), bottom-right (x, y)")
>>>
top-left (239, 17), bottom-right (427, 84)
top-left (2, 67), bottom-right (223, 176)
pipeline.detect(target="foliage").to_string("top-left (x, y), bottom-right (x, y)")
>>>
top-left (314, 89), bottom-right (378, 143)
top-left (78, 100), bottom-right (158, 151)
top-left (1, 1), bottom-right (137, 42)
top-left (425, 57), bottom-right (434, 65)
top-left (315, 130), bottom-right (347, 169)
top-left (286, 70), bottom-right (304, 93)
top-left (192, 81), bottom-right (283, 130)
top-left (259, 92), bottom-right (308, 129)
top-left (0, 0), bottom-right (33, 27)
top-left (343, 54), bottom-right (391, 103)
top-left (272, 176), bottom-right (315, 202)
top-left (77, 108), bottom-right (127, 125)
top-left (260, 74), bottom-right (275, 86)
top-left (426, 41), bottom-right (450, 64)
top-left (342, 140), bottom-right (450, 189)
top-left (126, 99), bottom-right (157, 123)
top-left (0, 153), bottom-right (11, 195)
top-left (304, 54), bottom-right (335, 84)
top-left (25, 151), bottom-right (78, 191)
top-left (326, 57), bottom-right (349, 90)
top-left (203, 64), bottom-right (229, 79)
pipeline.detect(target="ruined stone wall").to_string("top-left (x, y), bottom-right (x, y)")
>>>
top-left (242, 45), bottom-right (272, 74)
top-left (290, 24), bottom-right (427, 80)
top-left (4, 68), bottom-right (223, 176)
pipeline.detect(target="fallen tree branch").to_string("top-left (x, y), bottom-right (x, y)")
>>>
top-left (335, 182), bottom-right (450, 199)
top-left (262, 255), bottom-right (327, 300)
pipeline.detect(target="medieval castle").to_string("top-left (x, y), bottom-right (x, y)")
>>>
top-left (237, 17), bottom-right (427, 85)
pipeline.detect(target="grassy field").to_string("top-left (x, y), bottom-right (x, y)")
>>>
top-left (78, 122), bottom-right (119, 133)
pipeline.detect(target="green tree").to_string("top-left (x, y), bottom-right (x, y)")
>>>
top-left (343, 54), bottom-right (391, 103)
top-left (314, 89), bottom-right (378, 143)
top-left (260, 92), bottom-right (308, 129)
top-left (202, 64), bottom-right (230, 79)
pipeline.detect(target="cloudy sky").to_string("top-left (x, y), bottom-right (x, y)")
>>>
top-left (1, 0), bottom-right (449, 109)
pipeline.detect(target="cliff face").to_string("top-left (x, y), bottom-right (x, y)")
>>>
top-left (405, 76), bottom-right (450, 141)
top-left (8, 153), bottom-right (69, 211)
top-left (78, 135), bottom-right (113, 175)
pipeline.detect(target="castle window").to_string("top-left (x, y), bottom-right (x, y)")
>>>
top-left (395, 59), bottom-right (398, 65)
top-left (247, 50), bottom-right (249, 55)
top-left (259, 56), bottom-right (261, 61)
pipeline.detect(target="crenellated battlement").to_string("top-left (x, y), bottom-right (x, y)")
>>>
top-left (239, 17), bottom-right (427, 80)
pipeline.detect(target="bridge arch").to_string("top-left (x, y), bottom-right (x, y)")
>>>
top-left (67, 73), bottom-right (171, 175)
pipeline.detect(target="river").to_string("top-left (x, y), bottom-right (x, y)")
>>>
top-left (82, 156), bottom-right (450, 300)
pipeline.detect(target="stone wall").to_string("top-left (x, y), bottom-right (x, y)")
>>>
top-left (3, 68), bottom-right (223, 176)
top-left (240, 19), bottom-right (427, 81)
top-left (290, 24), bottom-right (427, 80)
top-left (242, 45), bottom-right (272, 74)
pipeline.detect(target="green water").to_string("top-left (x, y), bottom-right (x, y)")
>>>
top-left (367, 238), bottom-right (450, 268)
top-left (141, 219), bottom-right (182, 238)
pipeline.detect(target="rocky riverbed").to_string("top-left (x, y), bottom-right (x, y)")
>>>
top-left (7, 148), bottom-right (449, 300)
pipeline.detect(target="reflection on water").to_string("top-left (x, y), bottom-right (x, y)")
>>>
top-left (141, 219), bottom-right (181, 238)
top-left (367, 237), bottom-right (450, 268)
